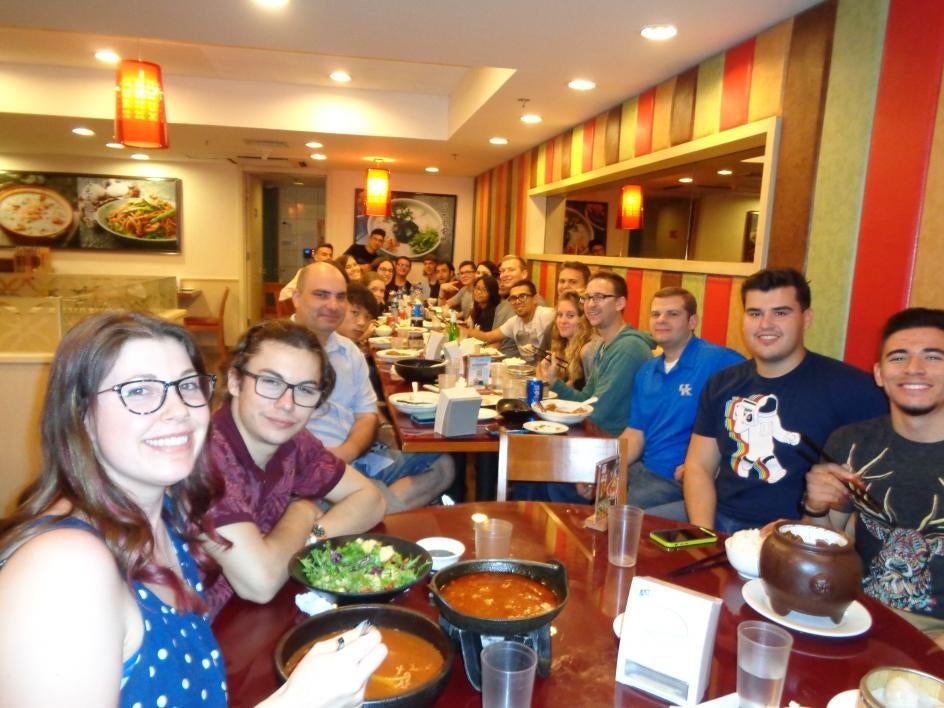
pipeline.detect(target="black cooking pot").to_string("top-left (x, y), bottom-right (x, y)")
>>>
top-left (428, 558), bottom-right (568, 635)
top-left (495, 398), bottom-right (532, 424)
top-left (274, 604), bottom-right (454, 708)
top-left (394, 358), bottom-right (446, 384)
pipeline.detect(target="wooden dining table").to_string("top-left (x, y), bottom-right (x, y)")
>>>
top-left (213, 502), bottom-right (944, 707)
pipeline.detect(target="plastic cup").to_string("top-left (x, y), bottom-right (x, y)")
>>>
top-left (607, 505), bottom-right (644, 567)
top-left (737, 620), bottom-right (793, 708)
top-left (475, 519), bottom-right (513, 558)
top-left (481, 640), bottom-right (537, 708)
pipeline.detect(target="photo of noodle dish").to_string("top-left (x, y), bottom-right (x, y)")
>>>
top-left (369, 198), bottom-right (443, 258)
top-left (96, 194), bottom-right (178, 243)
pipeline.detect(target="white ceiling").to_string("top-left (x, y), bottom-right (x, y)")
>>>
top-left (0, 0), bottom-right (822, 178)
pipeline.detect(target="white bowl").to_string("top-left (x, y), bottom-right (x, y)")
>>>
top-left (531, 399), bottom-right (594, 425)
top-left (417, 536), bottom-right (465, 571)
top-left (388, 391), bottom-right (439, 414)
top-left (725, 528), bottom-right (762, 580)
top-left (374, 325), bottom-right (393, 336)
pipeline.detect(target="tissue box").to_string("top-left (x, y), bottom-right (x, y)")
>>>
top-left (434, 387), bottom-right (482, 437)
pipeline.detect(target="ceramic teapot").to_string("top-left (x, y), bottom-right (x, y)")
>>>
top-left (759, 522), bottom-right (862, 623)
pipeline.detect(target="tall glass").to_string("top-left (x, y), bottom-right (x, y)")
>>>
top-left (737, 621), bottom-right (793, 707)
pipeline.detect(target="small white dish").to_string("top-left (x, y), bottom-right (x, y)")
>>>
top-left (477, 408), bottom-right (499, 421)
top-left (724, 529), bottom-right (762, 580)
top-left (523, 420), bottom-right (568, 435)
top-left (368, 335), bottom-right (392, 349)
top-left (417, 536), bottom-right (465, 571)
top-left (826, 689), bottom-right (860, 708)
top-left (374, 325), bottom-right (393, 337)
top-left (613, 612), bottom-right (624, 638)
top-left (388, 391), bottom-right (439, 414)
top-left (377, 348), bottom-right (420, 361)
top-left (741, 579), bottom-right (872, 637)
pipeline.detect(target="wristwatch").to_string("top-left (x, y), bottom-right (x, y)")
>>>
top-left (799, 495), bottom-right (829, 518)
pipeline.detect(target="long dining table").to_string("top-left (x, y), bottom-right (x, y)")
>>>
top-left (213, 502), bottom-right (944, 707)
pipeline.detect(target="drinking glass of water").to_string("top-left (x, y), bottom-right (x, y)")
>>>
top-left (736, 620), bottom-right (793, 707)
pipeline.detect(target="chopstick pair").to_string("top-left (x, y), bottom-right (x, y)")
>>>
top-left (794, 433), bottom-right (883, 515)
top-left (532, 346), bottom-right (568, 368)
top-left (666, 549), bottom-right (729, 578)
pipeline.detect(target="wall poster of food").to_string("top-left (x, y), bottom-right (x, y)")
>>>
top-left (563, 200), bottom-right (607, 255)
top-left (0, 171), bottom-right (181, 253)
top-left (353, 189), bottom-right (456, 262)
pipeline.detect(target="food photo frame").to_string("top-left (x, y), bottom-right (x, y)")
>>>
top-left (353, 189), bottom-right (456, 262)
top-left (0, 170), bottom-right (182, 254)
top-left (563, 200), bottom-right (607, 255)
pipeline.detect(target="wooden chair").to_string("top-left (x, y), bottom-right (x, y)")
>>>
top-left (261, 282), bottom-right (282, 319)
top-left (276, 295), bottom-right (295, 319)
top-left (496, 433), bottom-right (629, 502)
top-left (184, 287), bottom-right (229, 364)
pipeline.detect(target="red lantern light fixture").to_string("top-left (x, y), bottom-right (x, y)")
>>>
top-left (364, 163), bottom-right (392, 217)
top-left (619, 184), bottom-right (643, 230)
top-left (114, 59), bottom-right (168, 149)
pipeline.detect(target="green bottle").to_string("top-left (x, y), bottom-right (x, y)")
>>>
top-left (447, 311), bottom-right (460, 342)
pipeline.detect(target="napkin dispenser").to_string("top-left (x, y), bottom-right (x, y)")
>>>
top-left (434, 386), bottom-right (481, 437)
top-left (615, 576), bottom-right (721, 706)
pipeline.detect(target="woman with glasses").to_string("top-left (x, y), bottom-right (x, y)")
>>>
top-left (469, 274), bottom-right (500, 331)
top-left (538, 291), bottom-right (600, 390)
top-left (0, 312), bottom-right (385, 707)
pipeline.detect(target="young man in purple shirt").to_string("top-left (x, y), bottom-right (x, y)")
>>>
top-left (203, 320), bottom-right (384, 615)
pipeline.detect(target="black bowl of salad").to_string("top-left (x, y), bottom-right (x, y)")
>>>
top-left (289, 533), bottom-right (433, 604)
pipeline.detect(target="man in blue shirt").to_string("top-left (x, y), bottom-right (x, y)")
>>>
top-left (620, 288), bottom-right (744, 519)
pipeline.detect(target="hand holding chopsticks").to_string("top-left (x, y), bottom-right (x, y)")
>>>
top-left (796, 433), bottom-right (883, 516)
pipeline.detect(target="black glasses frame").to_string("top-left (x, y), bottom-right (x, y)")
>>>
top-left (238, 368), bottom-right (324, 408)
top-left (98, 374), bottom-right (217, 416)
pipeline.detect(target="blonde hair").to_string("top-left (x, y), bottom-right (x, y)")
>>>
top-left (550, 291), bottom-right (595, 385)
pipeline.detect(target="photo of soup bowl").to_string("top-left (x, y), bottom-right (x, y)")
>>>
top-left (275, 604), bottom-right (454, 707)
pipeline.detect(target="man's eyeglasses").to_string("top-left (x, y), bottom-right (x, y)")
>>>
top-left (580, 293), bottom-right (617, 304)
top-left (458, 269), bottom-right (476, 276)
top-left (507, 293), bottom-right (533, 304)
top-left (238, 368), bottom-right (323, 408)
top-left (98, 374), bottom-right (216, 415)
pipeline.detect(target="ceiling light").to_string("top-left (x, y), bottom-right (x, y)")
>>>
top-left (678, 177), bottom-right (693, 183)
top-left (95, 49), bottom-right (121, 64)
top-left (641, 24), bottom-right (678, 41)
top-left (106, 142), bottom-right (125, 149)
top-left (115, 59), bottom-right (169, 149)
top-left (568, 78), bottom-right (596, 91)
top-left (305, 141), bottom-right (323, 149)
top-left (520, 114), bottom-right (542, 124)
top-left (364, 162), bottom-right (392, 217)
top-left (489, 137), bottom-right (508, 145)
top-left (253, 0), bottom-right (289, 8)
top-left (717, 169), bottom-right (733, 176)
top-left (425, 167), bottom-right (440, 173)
top-left (330, 70), bottom-right (351, 83)
top-left (130, 153), bottom-right (150, 160)
top-left (309, 153), bottom-right (327, 160)
top-left (293, 180), bottom-right (304, 186)
top-left (72, 127), bottom-right (95, 136)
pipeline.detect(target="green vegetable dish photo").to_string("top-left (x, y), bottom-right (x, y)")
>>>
top-left (297, 537), bottom-right (428, 594)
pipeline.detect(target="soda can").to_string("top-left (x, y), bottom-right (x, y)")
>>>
top-left (526, 377), bottom-right (544, 406)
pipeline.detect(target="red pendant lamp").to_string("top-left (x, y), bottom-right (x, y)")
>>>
top-left (619, 184), bottom-right (643, 230)
top-left (114, 59), bottom-right (169, 149)
top-left (364, 163), bottom-right (392, 217)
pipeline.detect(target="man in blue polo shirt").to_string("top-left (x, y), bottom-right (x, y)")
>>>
top-left (620, 287), bottom-right (744, 519)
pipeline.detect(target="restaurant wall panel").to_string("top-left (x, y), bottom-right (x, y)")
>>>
top-left (618, 97), bottom-right (638, 162)
top-left (910, 75), bottom-right (944, 307)
top-left (749, 21), bottom-right (792, 122)
top-left (651, 78), bottom-right (676, 153)
top-left (720, 39), bottom-right (755, 131)
top-left (692, 55), bottom-right (724, 140)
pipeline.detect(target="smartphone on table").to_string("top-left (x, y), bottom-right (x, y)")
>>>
top-left (649, 526), bottom-right (718, 550)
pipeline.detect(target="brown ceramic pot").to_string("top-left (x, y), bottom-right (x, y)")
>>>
top-left (759, 522), bottom-right (862, 624)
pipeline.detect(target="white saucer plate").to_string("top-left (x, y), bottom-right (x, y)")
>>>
top-left (480, 394), bottom-right (501, 407)
top-left (523, 420), bottom-right (568, 435)
top-left (741, 579), bottom-right (872, 638)
top-left (388, 391), bottom-right (438, 414)
top-left (377, 348), bottom-right (420, 361)
top-left (368, 336), bottom-right (392, 349)
top-left (826, 689), bottom-right (860, 708)
top-left (477, 408), bottom-right (499, 421)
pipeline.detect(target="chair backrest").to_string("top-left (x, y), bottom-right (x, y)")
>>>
top-left (496, 433), bottom-right (628, 502)
top-left (217, 287), bottom-right (230, 320)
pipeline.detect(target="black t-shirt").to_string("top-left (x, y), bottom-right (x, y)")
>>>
top-left (344, 243), bottom-right (375, 264)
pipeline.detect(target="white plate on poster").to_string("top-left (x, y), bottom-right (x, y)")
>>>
top-left (477, 408), bottom-right (499, 421)
top-left (369, 198), bottom-right (443, 258)
top-left (523, 421), bottom-right (568, 435)
top-left (741, 579), bottom-right (872, 638)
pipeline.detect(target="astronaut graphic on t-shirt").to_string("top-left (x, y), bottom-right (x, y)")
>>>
top-left (723, 393), bottom-right (800, 483)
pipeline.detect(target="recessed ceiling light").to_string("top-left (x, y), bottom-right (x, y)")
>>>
top-left (305, 141), bottom-right (323, 149)
top-left (72, 127), bottom-right (95, 136)
top-left (520, 114), bottom-right (542, 124)
top-left (489, 137), bottom-right (508, 145)
top-left (293, 180), bottom-right (304, 186)
top-left (130, 153), bottom-right (150, 160)
top-left (717, 169), bottom-right (733, 176)
top-left (641, 24), bottom-right (678, 41)
top-left (362, 156), bottom-right (395, 163)
top-left (253, 0), bottom-right (289, 8)
top-left (106, 142), bottom-right (125, 149)
top-left (425, 166), bottom-right (439, 173)
top-left (568, 78), bottom-right (596, 91)
top-left (678, 177), bottom-right (693, 183)
top-left (309, 153), bottom-right (327, 160)
top-left (330, 70), bottom-right (351, 83)
top-left (95, 49), bottom-right (120, 64)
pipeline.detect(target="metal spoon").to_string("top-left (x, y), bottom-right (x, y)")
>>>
top-left (583, 396), bottom-right (599, 406)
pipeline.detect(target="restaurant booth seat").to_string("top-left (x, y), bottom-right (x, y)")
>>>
top-left (184, 286), bottom-right (229, 366)
top-left (495, 433), bottom-right (629, 502)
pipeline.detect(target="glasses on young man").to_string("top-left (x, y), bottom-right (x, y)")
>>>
top-left (238, 368), bottom-right (324, 408)
top-left (507, 293), bottom-right (533, 304)
top-left (98, 374), bottom-right (217, 415)
top-left (579, 293), bottom-right (617, 304)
